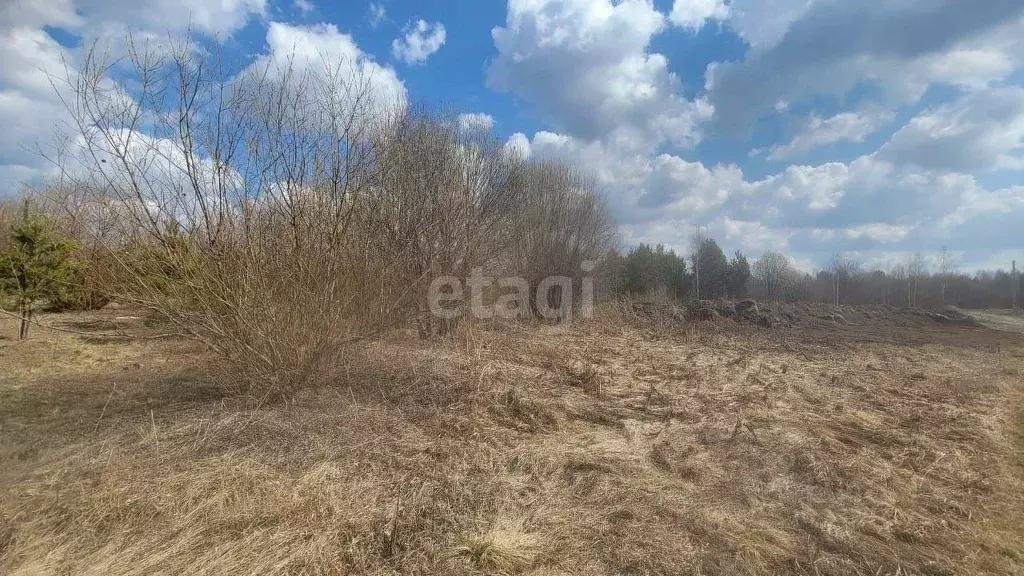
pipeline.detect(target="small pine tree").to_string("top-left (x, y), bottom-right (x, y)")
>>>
top-left (694, 238), bottom-right (729, 299)
top-left (0, 202), bottom-right (78, 339)
top-left (727, 251), bottom-right (751, 299)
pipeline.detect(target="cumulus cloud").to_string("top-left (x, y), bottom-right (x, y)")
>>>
top-left (707, 0), bottom-right (1024, 138)
top-left (506, 130), bottom-right (745, 232)
top-left (769, 108), bottom-right (895, 160)
top-left (4, 0), bottom-right (1023, 271)
top-left (0, 16), bottom-right (405, 195)
top-left (61, 127), bottom-right (245, 219)
top-left (509, 127), bottom-right (1024, 267)
top-left (879, 87), bottom-right (1024, 172)
top-left (492, 0), bottom-right (1024, 269)
top-left (1, 0), bottom-right (82, 30)
top-left (0, 0), bottom-right (267, 195)
top-left (504, 132), bottom-right (531, 158)
top-left (841, 223), bottom-right (912, 244)
top-left (488, 0), bottom-right (711, 149)
top-left (72, 0), bottom-right (266, 37)
top-left (0, 15), bottom-right (79, 195)
top-left (724, 0), bottom-right (810, 48)
top-left (669, 0), bottom-right (728, 31)
top-left (391, 20), bottom-right (446, 64)
top-left (457, 113), bottom-right (495, 132)
top-left (250, 22), bottom-right (406, 112)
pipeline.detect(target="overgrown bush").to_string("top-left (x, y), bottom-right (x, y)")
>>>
top-left (45, 35), bottom-right (616, 397)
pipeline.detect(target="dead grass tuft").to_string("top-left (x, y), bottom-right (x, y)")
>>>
top-left (2, 310), bottom-right (1023, 575)
top-left (560, 361), bottom-right (604, 396)
top-left (454, 517), bottom-right (542, 573)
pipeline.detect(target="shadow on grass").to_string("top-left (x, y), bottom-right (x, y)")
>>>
top-left (0, 367), bottom-right (227, 457)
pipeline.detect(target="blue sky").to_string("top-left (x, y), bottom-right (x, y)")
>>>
top-left (2, 0), bottom-right (1023, 272)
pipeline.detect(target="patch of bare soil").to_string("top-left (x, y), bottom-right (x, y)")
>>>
top-left (1, 308), bottom-right (1022, 575)
top-left (968, 309), bottom-right (1024, 336)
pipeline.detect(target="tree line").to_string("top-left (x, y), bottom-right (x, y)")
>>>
top-left (602, 240), bottom-right (1021, 310)
top-left (1, 32), bottom-right (1020, 398)
top-left (602, 238), bottom-right (750, 301)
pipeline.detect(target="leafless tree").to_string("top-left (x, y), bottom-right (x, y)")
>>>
top-left (52, 33), bottom-right (407, 396)
top-left (507, 160), bottom-right (615, 318)
top-left (41, 31), bottom-right (616, 395)
top-left (938, 246), bottom-right (955, 306)
top-left (827, 252), bottom-right (862, 305)
top-left (752, 249), bottom-right (792, 302)
top-left (885, 262), bottom-right (906, 306)
top-left (363, 106), bottom-right (522, 334)
top-left (689, 229), bottom-right (708, 300)
top-left (907, 251), bottom-right (927, 308)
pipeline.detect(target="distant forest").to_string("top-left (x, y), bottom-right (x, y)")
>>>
top-left (605, 240), bottom-right (1021, 310)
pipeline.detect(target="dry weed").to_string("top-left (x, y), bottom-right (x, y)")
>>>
top-left (1, 310), bottom-right (1023, 575)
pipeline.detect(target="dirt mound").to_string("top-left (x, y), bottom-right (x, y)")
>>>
top-left (685, 301), bottom-right (721, 321)
top-left (629, 299), bottom-right (1002, 345)
top-left (752, 301), bottom-right (987, 330)
top-left (735, 299), bottom-right (758, 316)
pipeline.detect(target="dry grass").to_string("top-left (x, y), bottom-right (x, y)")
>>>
top-left (967, 309), bottom-right (1024, 335)
top-left (1, 309), bottom-right (1023, 575)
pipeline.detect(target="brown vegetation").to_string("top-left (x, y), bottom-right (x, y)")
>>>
top-left (22, 36), bottom-right (612, 397)
top-left (1, 29), bottom-right (1021, 576)
top-left (2, 307), bottom-right (1022, 575)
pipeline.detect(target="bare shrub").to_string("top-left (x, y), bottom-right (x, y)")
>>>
top-left (52, 36), bottom-right (409, 397)
top-left (504, 161), bottom-right (616, 318)
top-left (752, 249), bottom-right (794, 302)
top-left (361, 106), bottom-right (521, 335)
top-left (45, 33), bottom-right (616, 396)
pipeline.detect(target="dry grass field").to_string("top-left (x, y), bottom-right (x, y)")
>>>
top-left (1, 306), bottom-right (1022, 575)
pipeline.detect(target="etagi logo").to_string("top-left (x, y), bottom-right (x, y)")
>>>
top-left (427, 262), bottom-right (596, 322)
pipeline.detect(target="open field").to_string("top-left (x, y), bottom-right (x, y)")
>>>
top-left (965, 309), bottom-right (1024, 336)
top-left (1, 307), bottom-right (1023, 575)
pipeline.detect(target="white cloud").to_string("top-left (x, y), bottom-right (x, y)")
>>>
top-left (253, 22), bottom-right (406, 112)
top-left (0, 19), bottom-right (78, 195)
top-left (507, 130), bottom-right (744, 230)
top-left (487, 0), bottom-right (1024, 270)
top-left (509, 126), bottom-right (1024, 268)
top-left (706, 1), bottom-right (1024, 138)
top-left (489, 0), bottom-right (711, 150)
top-left (3, 0), bottom-right (1023, 272)
top-left (391, 20), bottom-right (446, 64)
top-left (0, 0), bottom-right (82, 29)
top-left (769, 108), bottom-right (894, 160)
top-left (842, 223), bottom-right (913, 243)
top-left (504, 132), bottom-right (531, 158)
top-left (915, 49), bottom-right (1016, 91)
top-left (0, 0), bottom-right (268, 195)
top-left (724, 0), bottom-right (810, 47)
top-left (458, 113), bottom-right (495, 132)
top-left (74, 0), bottom-right (266, 37)
top-left (669, 0), bottom-right (729, 31)
top-left (879, 87), bottom-right (1024, 172)
top-left (368, 3), bottom-right (386, 29)
top-left (3, 0), bottom-right (264, 37)
top-left (0, 26), bottom-right (69, 102)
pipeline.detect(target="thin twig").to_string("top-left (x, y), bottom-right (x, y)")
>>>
top-left (94, 381), bottom-right (119, 434)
